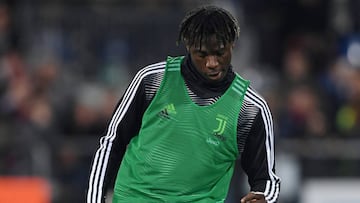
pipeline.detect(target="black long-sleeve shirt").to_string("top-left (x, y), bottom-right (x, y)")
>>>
top-left (87, 56), bottom-right (280, 203)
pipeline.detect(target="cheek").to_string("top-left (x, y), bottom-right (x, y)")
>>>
top-left (223, 53), bottom-right (232, 64)
top-left (217, 56), bottom-right (230, 66)
top-left (192, 58), bottom-right (206, 70)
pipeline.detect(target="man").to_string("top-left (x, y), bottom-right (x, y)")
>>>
top-left (87, 5), bottom-right (280, 203)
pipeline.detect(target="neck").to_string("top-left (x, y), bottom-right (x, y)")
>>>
top-left (181, 54), bottom-right (235, 98)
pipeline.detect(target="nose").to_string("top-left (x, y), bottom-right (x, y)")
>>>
top-left (206, 55), bottom-right (219, 69)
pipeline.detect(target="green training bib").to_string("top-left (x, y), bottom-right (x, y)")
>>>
top-left (113, 56), bottom-right (250, 203)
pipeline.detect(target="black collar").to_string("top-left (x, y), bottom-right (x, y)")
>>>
top-left (180, 55), bottom-right (235, 98)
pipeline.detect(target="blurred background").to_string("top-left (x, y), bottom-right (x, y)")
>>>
top-left (0, 0), bottom-right (360, 202)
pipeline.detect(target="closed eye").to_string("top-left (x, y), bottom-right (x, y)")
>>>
top-left (197, 51), bottom-right (208, 58)
top-left (216, 50), bottom-right (225, 56)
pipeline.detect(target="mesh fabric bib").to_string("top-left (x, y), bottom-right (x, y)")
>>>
top-left (113, 56), bottom-right (250, 203)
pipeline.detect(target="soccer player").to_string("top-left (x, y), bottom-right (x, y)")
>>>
top-left (87, 5), bottom-right (280, 203)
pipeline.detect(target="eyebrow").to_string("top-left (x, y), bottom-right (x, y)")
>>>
top-left (194, 46), bottom-right (226, 54)
top-left (194, 41), bottom-right (226, 50)
top-left (195, 49), bottom-right (207, 53)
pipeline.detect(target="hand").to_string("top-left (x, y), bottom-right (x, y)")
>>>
top-left (240, 192), bottom-right (266, 203)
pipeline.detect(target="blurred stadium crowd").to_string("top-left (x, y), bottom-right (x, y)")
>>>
top-left (0, 0), bottom-right (359, 202)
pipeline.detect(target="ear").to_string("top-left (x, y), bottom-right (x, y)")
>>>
top-left (229, 42), bottom-right (235, 51)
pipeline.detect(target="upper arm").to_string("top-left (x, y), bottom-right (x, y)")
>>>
top-left (240, 88), bottom-right (280, 203)
top-left (86, 62), bottom-right (166, 203)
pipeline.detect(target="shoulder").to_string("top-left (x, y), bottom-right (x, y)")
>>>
top-left (239, 86), bottom-right (273, 120)
top-left (135, 61), bottom-right (167, 80)
top-left (133, 61), bottom-right (167, 100)
top-left (125, 61), bottom-right (166, 94)
top-left (128, 61), bottom-right (167, 86)
top-left (244, 86), bottom-right (274, 124)
top-left (244, 86), bottom-right (269, 109)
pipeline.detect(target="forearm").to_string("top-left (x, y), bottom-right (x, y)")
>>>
top-left (241, 110), bottom-right (280, 203)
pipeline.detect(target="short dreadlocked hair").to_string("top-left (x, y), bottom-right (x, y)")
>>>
top-left (177, 5), bottom-right (240, 48)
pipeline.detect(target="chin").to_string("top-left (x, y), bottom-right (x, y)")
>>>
top-left (207, 77), bottom-right (224, 83)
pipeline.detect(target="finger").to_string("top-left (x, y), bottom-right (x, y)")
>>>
top-left (241, 192), bottom-right (265, 203)
top-left (241, 193), bottom-right (256, 203)
top-left (241, 199), bottom-right (257, 203)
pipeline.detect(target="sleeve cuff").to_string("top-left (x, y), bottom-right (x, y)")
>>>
top-left (250, 191), bottom-right (264, 195)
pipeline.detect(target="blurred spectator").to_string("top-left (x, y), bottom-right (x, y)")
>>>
top-left (53, 142), bottom-right (88, 203)
top-left (278, 84), bottom-right (328, 138)
top-left (335, 67), bottom-right (360, 136)
top-left (59, 83), bottom-right (108, 136)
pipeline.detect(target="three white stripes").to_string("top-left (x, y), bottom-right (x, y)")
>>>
top-left (245, 89), bottom-right (280, 203)
top-left (87, 62), bottom-right (166, 203)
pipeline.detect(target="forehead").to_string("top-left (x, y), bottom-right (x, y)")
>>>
top-left (192, 36), bottom-right (226, 51)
